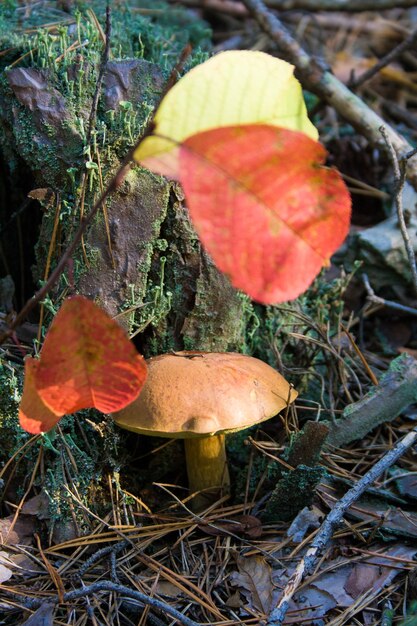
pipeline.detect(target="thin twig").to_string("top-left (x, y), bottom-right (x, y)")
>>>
top-left (0, 44), bottom-right (192, 347)
top-left (349, 27), bottom-right (417, 89)
top-left (362, 273), bottom-right (417, 317)
top-left (3, 581), bottom-right (201, 626)
top-left (73, 540), bottom-right (129, 579)
top-left (380, 126), bottom-right (417, 297)
top-left (267, 428), bottom-right (417, 625)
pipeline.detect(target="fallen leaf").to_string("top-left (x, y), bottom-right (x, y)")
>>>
top-left (230, 555), bottom-right (274, 614)
top-left (225, 591), bottom-right (242, 608)
top-left (0, 552), bottom-right (13, 583)
top-left (311, 544), bottom-right (417, 607)
top-left (344, 562), bottom-right (380, 598)
top-left (135, 50), bottom-right (317, 178)
top-left (286, 506), bottom-right (322, 543)
top-left (25, 296), bottom-right (147, 425)
top-left (199, 514), bottom-right (262, 538)
top-left (20, 602), bottom-right (54, 626)
top-left (287, 543), bottom-right (417, 622)
top-left (155, 580), bottom-right (183, 598)
top-left (179, 125), bottom-right (351, 303)
top-left (21, 493), bottom-right (50, 520)
top-left (0, 514), bottom-right (36, 546)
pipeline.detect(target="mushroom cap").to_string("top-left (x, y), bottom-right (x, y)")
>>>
top-left (113, 351), bottom-right (297, 438)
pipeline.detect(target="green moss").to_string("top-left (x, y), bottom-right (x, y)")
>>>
top-left (0, 360), bottom-right (27, 460)
top-left (263, 465), bottom-right (326, 522)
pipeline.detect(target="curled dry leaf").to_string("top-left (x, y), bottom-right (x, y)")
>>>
top-left (199, 515), bottom-right (262, 538)
top-left (0, 552), bottom-right (13, 583)
top-left (230, 555), bottom-right (275, 614)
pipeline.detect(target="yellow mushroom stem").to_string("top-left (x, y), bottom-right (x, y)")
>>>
top-left (184, 434), bottom-right (231, 509)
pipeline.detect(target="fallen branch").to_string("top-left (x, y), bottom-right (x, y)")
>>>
top-left (267, 427), bottom-right (417, 626)
top-left (6, 581), bottom-right (201, 626)
top-left (326, 353), bottom-right (417, 448)
top-left (241, 0), bottom-right (417, 186)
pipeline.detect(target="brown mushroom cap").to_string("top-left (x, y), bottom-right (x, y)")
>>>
top-left (113, 352), bottom-right (297, 438)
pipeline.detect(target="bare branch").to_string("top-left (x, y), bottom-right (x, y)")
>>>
top-left (327, 353), bottom-right (417, 448)
top-left (4, 581), bottom-right (201, 626)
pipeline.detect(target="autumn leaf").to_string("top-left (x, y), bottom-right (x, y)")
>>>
top-left (134, 50), bottom-right (317, 178)
top-left (19, 357), bottom-right (63, 434)
top-left (31, 296), bottom-right (147, 418)
top-left (230, 555), bottom-right (275, 614)
top-left (178, 124), bottom-right (351, 304)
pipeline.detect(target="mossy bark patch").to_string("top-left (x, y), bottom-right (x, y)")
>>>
top-left (2, 68), bottom-right (83, 185)
top-left (78, 168), bottom-right (171, 322)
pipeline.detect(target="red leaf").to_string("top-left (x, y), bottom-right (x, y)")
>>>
top-left (180, 125), bottom-right (351, 303)
top-left (34, 296), bottom-right (147, 416)
top-left (19, 357), bottom-right (63, 434)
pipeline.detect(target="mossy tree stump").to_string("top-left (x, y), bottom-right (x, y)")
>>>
top-left (0, 1), bottom-right (245, 354)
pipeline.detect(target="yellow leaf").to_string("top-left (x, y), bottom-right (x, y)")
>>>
top-left (134, 50), bottom-right (318, 177)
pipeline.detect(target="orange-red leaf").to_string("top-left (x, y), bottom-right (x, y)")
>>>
top-left (179, 125), bottom-right (351, 303)
top-left (34, 296), bottom-right (147, 416)
top-left (19, 357), bottom-right (63, 434)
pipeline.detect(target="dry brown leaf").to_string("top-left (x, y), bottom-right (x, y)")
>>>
top-left (20, 602), bottom-right (54, 626)
top-left (0, 552), bottom-right (13, 583)
top-left (155, 580), bottom-right (183, 598)
top-left (21, 494), bottom-right (50, 520)
top-left (230, 555), bottom-right (274, 614)
top-left (0, 514), bottom-right (36, 546)
top-left (344, 562), bottom-right (380, 598)
top-left (199, 514), bottom-right (262, 538)
top-left (225, 590), bottom-right (242, 609)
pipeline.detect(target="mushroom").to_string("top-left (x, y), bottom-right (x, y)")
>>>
top-left (113, 351), bottom-right (297, 509)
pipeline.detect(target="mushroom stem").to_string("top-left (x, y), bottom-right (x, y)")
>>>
top-left (184, 434), bottom-right (230, 510)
